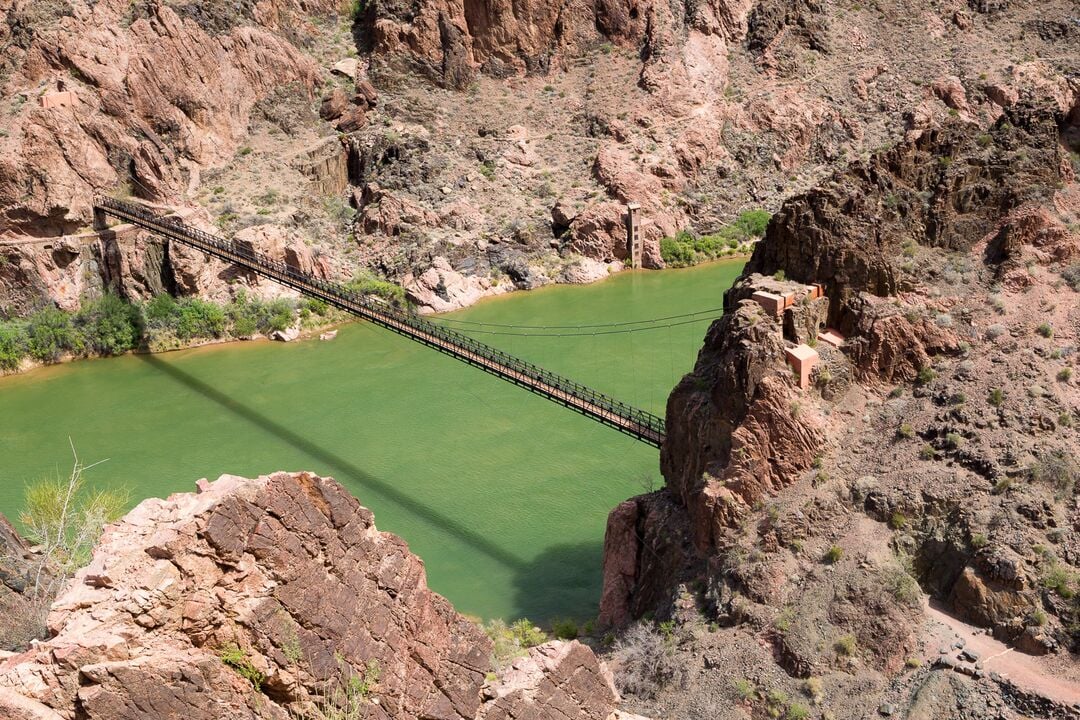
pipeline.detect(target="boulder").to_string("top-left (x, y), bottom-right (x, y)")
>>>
top-left (318, 88), bottom-right (350, 120)
top-left (478, 641), bottom-right (618, 720)
top-left (0, 473), bottom-right (492, 720)
top-left (403, 256), bottom-right (502, 313)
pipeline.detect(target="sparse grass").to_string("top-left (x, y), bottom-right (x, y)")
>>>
top-left (483, 618), bottom-right (548, 669)
top-left (220, 644), bottom-right (264, 691)
top-left (919, 444), bottom-right (938, 461)
top-left (1030, 452), bottom-right (1078, 498)
top-left (897, 423), bottom-right (915, 439)
top-left (1036, 322), bottom-right (1053, 338)
top-left (1043, 563), bottom-right (1075, 598)
top-left (989, 388), bottom-right (1005, 406)
top-left (945, 433), bottom-right (963, 449)
top-left (1057, 368), bottom-right (1073, 382)
top-left (916, 366), bottom-right (936, 385)
top-left (823, 545), bottom-right (843, 564)
top-left (888, 511), bottom-right (907, 530)
top-left (971, 533), bottom-right (988, 549)
top-left (734, 678), bottom-right (756, 701)
top-left (905, 656), bottom-right (922, 669)
top-left (834, 634), bottom-right (857, 657)
top-left (800, 677), bottom-right (823, 703)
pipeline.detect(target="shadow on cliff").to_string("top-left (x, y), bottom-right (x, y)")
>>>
top-left (137, 353), bottom-right (531, 573)
top-left (510, 540), bottom-right (603, 623)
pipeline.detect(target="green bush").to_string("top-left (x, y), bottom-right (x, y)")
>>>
top-left (659, 210), bottom-right (770, 267)
top-left (823, 545), bottom-right (843, 564)
top-left (0, 323), bottom-right (27, 370)
top-left (175, 298), bottom-right (227, 340)
top-left (551, 617), bottom-right (579, 640)
top-left (347, 271), bottom-right (406, 306)
top-left (26, 305), bottom-right (79, 362)
top-left (76, 294), bottom-right (139, 356)
top-left (734, 209), bottom-right (770, 237)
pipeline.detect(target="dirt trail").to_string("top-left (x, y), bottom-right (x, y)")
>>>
top-left (922, 599), bottom-right (1080, 707)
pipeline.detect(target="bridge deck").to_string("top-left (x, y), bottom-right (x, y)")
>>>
top-left (93, 197), bottom-right (666, 447)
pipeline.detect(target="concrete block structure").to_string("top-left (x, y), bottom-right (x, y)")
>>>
top-left (40, 91), bottom-right (74, 109)
top-left (785, 343), bottom-right (819, 390)
top-left (818, 328), bottom-right (845, 349)
top-left (751, 290), bottom-right (786, 317)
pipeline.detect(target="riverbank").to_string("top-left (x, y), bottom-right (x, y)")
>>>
top-left (0, 256), bottom-right (751, 380)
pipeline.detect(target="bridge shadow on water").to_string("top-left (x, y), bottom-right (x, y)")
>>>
top-left (510, 541), bottom-right (604, 623)
top-left (139, 355), bottom-right (610, 620)
top-left (138, 353), bottom-right (530, 574)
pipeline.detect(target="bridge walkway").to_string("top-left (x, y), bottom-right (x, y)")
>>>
top-left (93, 196), bottom-right (666, 447)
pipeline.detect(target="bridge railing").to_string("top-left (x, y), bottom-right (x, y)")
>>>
top-left (94, 196), bottom-right (666, 442)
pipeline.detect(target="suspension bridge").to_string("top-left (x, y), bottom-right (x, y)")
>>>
top-left (93, 196), bottom-right (668, 446)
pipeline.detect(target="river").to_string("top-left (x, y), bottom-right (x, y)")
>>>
top-left (0, 260), bottom-right (742, 623)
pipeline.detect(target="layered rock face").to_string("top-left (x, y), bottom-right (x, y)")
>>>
top-left (743, 103), bottom-right (1071, 332)
top-left (598, 97), bottom-right (1080, 717)
top-left (0, 473), bottom-right (624, 720)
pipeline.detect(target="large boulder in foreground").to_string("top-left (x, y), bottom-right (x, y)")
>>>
top-left (0, 472), bottom-right (490, 719)
top-left (0, 472), bottom-right (628, 720)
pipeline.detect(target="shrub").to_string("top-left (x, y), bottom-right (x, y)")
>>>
top-left (1043, 563), bottom-right (1075, 598)
top-left (1037, 323), bottom-right (1053, 338)
top-left (0, 322), bottom-right (27, 370)
top-left (1058, 367), bottom-right (1073, 382)
top-left (971, 533), bottom-right (988, 549)
top-left (26, 305), bottom-right (79, 362)
top-left (734, 209), bottom-right (770, 237)
top-left (985, 323), bottom-right (1007, 340)
top-left (1031, 452), bottom-right (1078, 498)
top-left (834, 634), bottom-right (857, 656)
top-left (219, 643), bottom-right (264, 690)
top-left (611, 623), bottom-right (679, 699)
top-left (347, 271), bottom-right (406, 306)
top-left (6, 447), bottom-right (127, 651)
top-left (76, 293), bottom-right (139, 356)
top-left (919, 444), bottom-right (937, 460)
top-left (945, 433), bottom-right (963, 449)
top-left (1061, 263), bottom-right (1080, 291)
top-left (484, 618), bottom-right (548, 669)
top-left (787, 703), bottom-right (811, 720)
top-left (916, 366), bottom-right (936, 385)
top-left (551, 617), bottom-right (579, 639)
top-left (733, 678), bottom-right (756, 701)
top-left (905, 657), bottom-right (922, 668)
top-left (175, 298), bottom-right (227, 340)
top-left (800, 677), bottom-right (823, 703)
top-left (659, 233), bottom-right (695, 266)
top-left (897, 423), bottom-right (915, 439)
top-left (823, 545), bottom-right (843, 564)
top-left (888, 511), bottom-right (907, 530)
top-left (989, 388), bottom-right (1005, 406)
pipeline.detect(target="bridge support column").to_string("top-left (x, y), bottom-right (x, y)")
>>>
top-left (625, 202), bottom-right (641, 270)
top-left (92, 205), bottom-right (108, 232)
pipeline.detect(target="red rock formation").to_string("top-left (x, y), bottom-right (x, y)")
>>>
top-left (0, 472), bottom-right (491, 719)
top-left (0, 0), bottom-right (322, 237)
top-left (0, 473), bottom-right (629, 719)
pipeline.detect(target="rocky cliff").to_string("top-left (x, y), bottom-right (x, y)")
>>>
top-left (0, 472), bottom-right (628, 720)
top-left (5, 0), bottom-right (1079, 319)
top-left (598, 97), bottom-right (1080, 718)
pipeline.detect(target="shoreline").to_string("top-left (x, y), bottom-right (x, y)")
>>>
top-left (0, 256), bottom-right (748, 382)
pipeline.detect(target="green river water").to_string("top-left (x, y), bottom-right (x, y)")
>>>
top-left (0, 260), bottom-right (742, 623)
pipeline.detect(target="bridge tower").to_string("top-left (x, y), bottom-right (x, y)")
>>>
top-left (625, 202), bottom-right (642, 269)
top-left (92, 205), bottom-right (108, 232)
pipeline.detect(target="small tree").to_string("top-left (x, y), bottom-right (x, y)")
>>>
top-left (4, 441), bottom-right (127, 648)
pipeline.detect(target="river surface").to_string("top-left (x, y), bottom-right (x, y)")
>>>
top-left (0, 260), bottom-right (742, 622)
